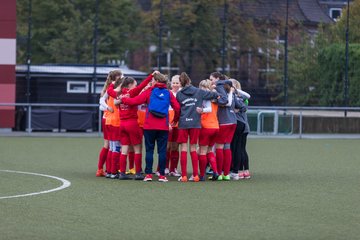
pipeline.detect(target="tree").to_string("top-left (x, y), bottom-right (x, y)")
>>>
top-left (286, 28), bottom-right (322, 106)
top-left (284, 1), bottom-right (360, 107)
top-left (143, 0), bottom-right (223, 81)
top-left (330, 0), bottom-right (360, 44)
top-left (16, 0), bottom-right (145, 65)
top-left (317, 44), bottom-right (360, 106)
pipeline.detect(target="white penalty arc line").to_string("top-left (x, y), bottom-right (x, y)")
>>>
top-left (0, 170), bottom-right (71, 200)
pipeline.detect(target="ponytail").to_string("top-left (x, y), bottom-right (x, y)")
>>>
top-left (153, 73), bottom-right (167, 83)
top-left (179, 72), bottom-right (191, 87)
top-left (119, 76), bottom-right (136, 91)
top-left (101, 70), bottom-right (122, 96)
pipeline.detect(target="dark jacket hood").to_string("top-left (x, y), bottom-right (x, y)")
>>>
top-left (216, 80), bottom-right (226, 87)
top-left (180, 85), bottom-right (197, 96)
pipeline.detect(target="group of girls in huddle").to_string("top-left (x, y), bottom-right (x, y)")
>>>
top-left (96, 70), bottom-right (250, 182)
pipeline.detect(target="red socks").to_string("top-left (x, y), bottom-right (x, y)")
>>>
top-left (134, 153), bottom-right (142, 173)
top-left (98, 147), bottom-right (108, 170)
top-left (111, 152), bottom-right (120, 174)
top-left (216, 148), bottom-right (224, 175)
top-left (105, 151), bottom-right (112, 173)
top-left (199, 154), bottom-right (207, 177)
top-left (190, 151), bottom-right (199, 177)
top-left (223, 149), bottom-right (232, 176)
top-left (207, 152), bottom-right (218, 174)
top-left (170, 150), bottom-right (179, 172)
top-left (119, 154), bottom-right (127, 173)
top-left (129, 151), bottom-right (135, 169)
top-left (180, 151), bottom-right (187, 177)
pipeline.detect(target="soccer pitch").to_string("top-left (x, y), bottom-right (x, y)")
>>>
top-left (0, 136), bottom-right (359, 240)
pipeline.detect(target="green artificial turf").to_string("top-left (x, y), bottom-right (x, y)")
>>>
top-left (0, 137), bottom-right (359, 240)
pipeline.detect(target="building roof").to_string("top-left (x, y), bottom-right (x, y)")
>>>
top-left (238, 0), bottom-right (333, 25)
top-left (16, 64), bottom-right (148, 78)
top-left (298, 0), bottom-right (335, 23)
top-left (137, 0), bottom-right (333, 25)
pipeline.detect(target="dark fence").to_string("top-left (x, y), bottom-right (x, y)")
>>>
top-left (2, 103), bottom-right (360, 137)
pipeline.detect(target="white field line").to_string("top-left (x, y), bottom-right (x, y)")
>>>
top-left (0, 170), bottom-right (71, 200)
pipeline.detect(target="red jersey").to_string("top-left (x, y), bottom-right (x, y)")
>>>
top-left (121, 83), bottom-right (180, 131)
top-left (107, 74), bottom-right (153, 121)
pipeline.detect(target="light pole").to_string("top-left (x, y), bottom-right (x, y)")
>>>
top-left (92, 0), bottom-right (99, 102)
top-left (26, 0), bottom-right (32, 104)
top-left (344, 0), bottom-right (350, 117)
top-left (221, 0), bottom-right (228, 74)
top-left (157, 0), bottom-right (164, 71)
top-left (284, 0), bottom-right (289, 107)
top-left (92, 0), bottom-right (99, 130)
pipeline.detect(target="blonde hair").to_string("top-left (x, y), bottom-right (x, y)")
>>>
top-left (171, 75), bottom-right (180, 82)
top-left (101, 70), bottom-right (122, 96)
top-left (229, 78), bottom-right (241, 90)
top-left (199, 79), bottom-right (212, 90)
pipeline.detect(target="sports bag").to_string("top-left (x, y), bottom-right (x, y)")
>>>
top-left (148, 88), bottom-right (170, 118)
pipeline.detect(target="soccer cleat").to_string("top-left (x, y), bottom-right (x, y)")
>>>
top-left (217, 175), bottom-right (223, 181)
top-left (164, 168), bottom-right (170, 175)
top-left (169, 171), bottom-right (181, 177)
top-left (223, 175), bottom-right (231, 181)
top-left (199, 176), bottom-right (206, 181)
top-left (206, 167), bottom-right (213, 175)
top-left (208, 173), bottom-right (219, 181)
top-left (134, 173), bottom-right (144, 180)
top-left (105, 172), bottom-right (111, 178)
top-left (158, 175), bottom-right (169, 182)
top-left (155, 171), bottom-right (160, 177)
top-left (244, 170), bottom-right (251, 179)
top-left (143, 174), bottom-right (153, 182)
top-left (96, 169), bottom-right (106, 177)
top-left (189, 175), bottom-right (200, 182)
top-left (177, 176), bottom-right (188, 182)
top-left (239, 171), bottom-right (245, 179)
top-left (110, 173), bottom-right (119, 179)
top-left (119, 172), bottom-right (131, 180)
top-left (126, 168), bottom-right (136, 175)
top-left (230, 172), bottom-right (240, 180)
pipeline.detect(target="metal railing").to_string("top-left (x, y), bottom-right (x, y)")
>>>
top-left (0, 103), bottom-right (101, 134)
top-left (1, 103), bottom-right (360, 137)
top-left (248, 106), bottom-right (360, 138)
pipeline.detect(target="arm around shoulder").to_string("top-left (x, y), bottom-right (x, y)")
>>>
top-left (122, 89), bottom-right (149, 106)
top-left (215, 85), bottom-right (228, 105)
top-left (237, 89), bottom-right (251, 99)
top-left (201, 89), bottom-right (219, 101)
top-left (107, 84), bottom-right (117, 98)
